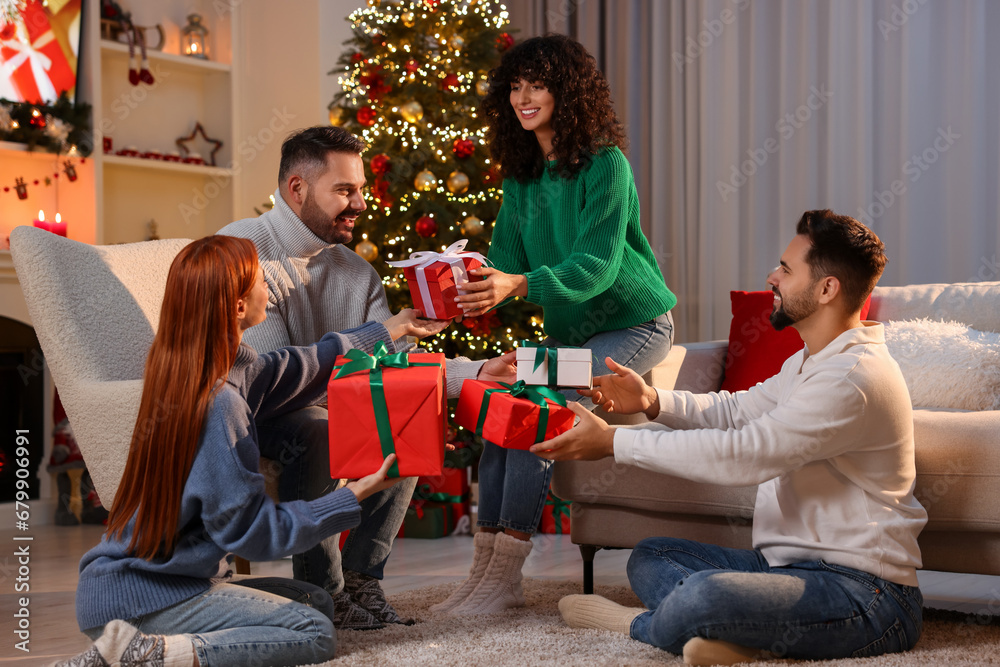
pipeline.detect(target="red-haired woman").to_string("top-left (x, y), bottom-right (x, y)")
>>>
top-left (58, 235), bottom-right (412, 667)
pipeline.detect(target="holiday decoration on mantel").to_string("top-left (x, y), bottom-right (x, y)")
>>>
top-left (175, 122), bottom-right (223, 166)
top-left (1, 157), bottom-right (85, 199)
top-left (0, 92), bottom-right (92, 154)
top-left (327, 0), bottom-right (541, 359)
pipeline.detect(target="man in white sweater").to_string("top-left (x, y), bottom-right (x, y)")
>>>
top-left (533, 211), bottom-right (927, 665)
top-left (219, 127), bottom-right (516, 630)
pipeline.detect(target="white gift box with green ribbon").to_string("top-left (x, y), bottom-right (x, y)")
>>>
top-left (515, 346), bottom-right (593, 389)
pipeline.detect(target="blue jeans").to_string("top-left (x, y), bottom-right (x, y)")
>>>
top-left (478, 313), bottom-right (674, 533)
top-left (84, 576), bottom-right (335, 667)
top-left (627, 537), bottom-right (924, 660)
top-left (256, 406), bottom-right (417, 595)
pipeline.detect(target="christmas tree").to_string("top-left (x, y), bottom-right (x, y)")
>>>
top-left (328, 0), bottom-right (544, 361)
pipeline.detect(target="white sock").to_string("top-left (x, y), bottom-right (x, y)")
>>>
top-left (56, 620), bottom-right (196, 667)
top-left (429, 531), bottom-right (496, 614)
top-left (682, 637), bottom-right (766, 665)
top-left (451, 532), bottom-right (533, 615)
top-left (558, 594), bottom-right (644, 634)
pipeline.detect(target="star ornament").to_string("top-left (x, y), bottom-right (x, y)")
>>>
top-left (175, 122), bottom-right (224, 166)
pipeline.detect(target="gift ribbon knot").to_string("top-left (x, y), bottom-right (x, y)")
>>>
top-left (473, 380), bottom-right (567, 446)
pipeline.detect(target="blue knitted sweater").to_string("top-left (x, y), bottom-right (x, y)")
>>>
top-left (75, 322), bottom-right (390, 631)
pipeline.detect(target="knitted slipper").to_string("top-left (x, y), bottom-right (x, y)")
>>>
top-left (331, 590), bottom-right (385, 631)
top-left (344, 571), bottom-right (415, 625)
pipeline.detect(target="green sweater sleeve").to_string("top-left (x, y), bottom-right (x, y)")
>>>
top-left (523, 150), bottom-right (634, 307)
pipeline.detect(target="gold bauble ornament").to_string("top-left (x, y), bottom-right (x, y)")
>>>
top-left (401, 11), bottom-right (415, 27)
top-left (447, 170), bottom-right (470, 194)
top-left (449, 34), bottom-right (465, 51)
top-left (328, 105), bottom-right (346, 125)
top-left (399, 100), bottom-right (424, 123)
top-left (355, 240), bottom-right (378, 262)
top-left (462, 215), bottom-right (484, 236)
top-left (414, 170), bottom-right (438, 191)
top-left (476, 79), bottom-right (489, 96)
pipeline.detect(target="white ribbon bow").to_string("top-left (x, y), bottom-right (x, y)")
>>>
top-left (1, 30), bottom-right (58, 102)
top-left (387, 240), bottom-right (489, 318)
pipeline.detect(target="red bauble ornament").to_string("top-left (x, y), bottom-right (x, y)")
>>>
top-left (351, 52), bottom-right (364, 63)
top-left (405, 59), bottom-right (420, 73)
top-left (357, 106), bottom-right (378, 127)
top-left (483, 165), bottom-right (501, 184)
top-left (424, 0), bottom-right (439, 9)
top-left (497, 33), bottom-right (514, 51)
top-left (370, 153), bottom-right (391, 176)
top-left (415, 215), bottom-right (438, 238)
top-left (452, 138), bottom-right (475, 159)
top-left (0, 23), bottom-right (16, 40)
top-left (441, 73), bottom-right (460, 91)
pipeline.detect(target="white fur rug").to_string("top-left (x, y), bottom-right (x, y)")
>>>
top-left (310, 578), bottom-right (1000, 666)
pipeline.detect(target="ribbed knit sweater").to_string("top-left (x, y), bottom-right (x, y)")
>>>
top-left (489, 147), bottom-right (676, 346)
top-left (219, 191), bottom-right (483, 396)
top-left (75, 324), bottom-right (388, 631)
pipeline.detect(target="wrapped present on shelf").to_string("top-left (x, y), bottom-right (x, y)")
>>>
top-left (328, 343), bottom-right (446, 479)
top-left (386, 239), bottom-right (486, 320)
top-left (398, 500), bottom-right (454, 539)
top-left (414, 467), bottom-right (470, 524)
top-left (539, 492), bottom-right (571, 534)
top-left (454, 380), bottom-right (575, 451)
top-left (516, 342), bottom-right (593, 389)
top-left (0, 0), bottom-right (77, 103)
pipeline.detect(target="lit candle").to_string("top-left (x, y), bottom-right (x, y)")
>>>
top-left (50, 213), bottom-right (67, 237)
top-left (33, 210), bottom-right (51, 233)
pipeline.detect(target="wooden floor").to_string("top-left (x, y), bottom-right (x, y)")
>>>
top-left (2, 523), bottom-right (997, 665)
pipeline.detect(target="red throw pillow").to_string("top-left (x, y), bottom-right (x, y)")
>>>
top-left (719, 291), bottom-right (871, 392)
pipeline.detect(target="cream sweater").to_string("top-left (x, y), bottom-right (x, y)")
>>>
top-left (614, 323), bottom-right (927, 586)
top-left (218, 190), bottom-right (483, 396)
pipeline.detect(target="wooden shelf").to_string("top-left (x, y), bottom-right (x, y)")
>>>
top-left (100, 40), bottom-right (232, 74)
top-left (102, 154), bottom-right (232, 177)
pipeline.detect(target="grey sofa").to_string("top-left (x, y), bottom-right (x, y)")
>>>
top-left (551, 282), bottom-right (1000, 593)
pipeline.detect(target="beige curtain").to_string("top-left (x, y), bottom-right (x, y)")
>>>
top-left (506, 0), bottom-right (1000, 343)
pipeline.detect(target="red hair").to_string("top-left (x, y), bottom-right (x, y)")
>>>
top-left (107, 235), bottom-right (259, 560)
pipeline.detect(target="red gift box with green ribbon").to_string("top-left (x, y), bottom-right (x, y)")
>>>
top-left (414, 467), bottom-right (469, 523)
top-left (328, 343), bottom-right (446, 479)
top-left (453, 380), bottom-right (575, 450)
top-left (540, 492), bottom-right (571, 534)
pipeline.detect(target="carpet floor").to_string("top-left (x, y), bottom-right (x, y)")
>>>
top-left (316, 578), bottom-right (1000, 666)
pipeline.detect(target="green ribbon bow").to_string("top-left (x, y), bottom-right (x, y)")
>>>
top-left (544, 493), bottom-right (571, 534)
top-left (332, 342), bottom-right (441, 478)
top-left (519, 340), bottom-right (560, 387)
top-left (414, 483), bottom-right (465, 505)
top-left (473, 380), bottom-right (568, 445)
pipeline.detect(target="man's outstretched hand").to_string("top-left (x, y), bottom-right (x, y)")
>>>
top-left (579, 357), bottom-right (660, 419)
top-left (384, 308), bottom-right (451, 341)
top-left (529, 403), bottom-right (616, 461)
top-left (477, 350), bottom-right (517, 384)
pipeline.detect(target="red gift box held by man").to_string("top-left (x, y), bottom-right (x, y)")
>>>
top-left (454, 379), bottom-right (575, 450)
top-left (386, 239), bottom-right (486, 320)
top-left (328, 343), bottom-right (447, 479)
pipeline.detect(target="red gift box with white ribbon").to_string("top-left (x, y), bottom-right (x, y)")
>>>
top-left (387, 240), bottom-right (486, 320)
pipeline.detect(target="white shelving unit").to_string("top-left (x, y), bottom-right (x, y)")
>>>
top-left (85, 1), bottom-right (243, 243)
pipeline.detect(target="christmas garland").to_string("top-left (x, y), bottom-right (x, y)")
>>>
top-left (0, 92), bottom-right (92, 156)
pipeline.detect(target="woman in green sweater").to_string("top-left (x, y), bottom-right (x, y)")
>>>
top-left (436, 34), bottom-right (676, 615)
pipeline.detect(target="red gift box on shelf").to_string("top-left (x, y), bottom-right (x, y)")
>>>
top-left (454, 380), bottom-right (575, 451)
top-left (386, 239), bottom-right (486, 320)
top-left (0, 0), bottom-right (77, 103)
top-left (398, 500), bottom-right (454, 539)
top-left (328, 343), bottom-right (446, 479)
top-left (414, 467), bottom-right (470, 523)
top-left (539, 492), bottom-right (571, 534)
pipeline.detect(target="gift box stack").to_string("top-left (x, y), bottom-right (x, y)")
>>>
top-left (398, 466), bottom-right (471, 539)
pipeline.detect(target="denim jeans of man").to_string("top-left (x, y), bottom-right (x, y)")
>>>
top-left (256, 405), bottom-right (417, 595)
top-left (627, 537), bottom-right (924, 660)
top-left (478, 312), bottom-right (674, 533)
top-left (85, 576), bottom-right (336, 667)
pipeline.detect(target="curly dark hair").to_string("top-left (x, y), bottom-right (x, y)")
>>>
top-left (482, 34), bottom-right (627, 182)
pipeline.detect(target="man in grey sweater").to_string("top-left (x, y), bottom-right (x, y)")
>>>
top-left (219, 126), bottom-right (516, 630)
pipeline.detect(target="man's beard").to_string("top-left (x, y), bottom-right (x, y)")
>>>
top-left (300, 190), bottom-right (363, 245)
top-left (769, 286), bottom-right (818, 331)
